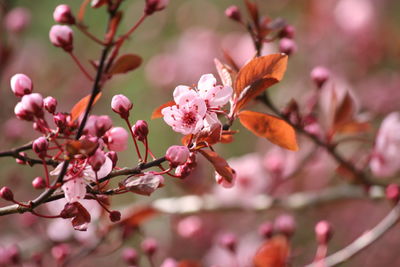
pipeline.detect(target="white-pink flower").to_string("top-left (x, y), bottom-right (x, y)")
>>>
top-left (50, 157), bottom-right (113, 203)
top-left (162, 87), bottom-right (207, 135)
top-left (370, 112), bottom-right (400, 177)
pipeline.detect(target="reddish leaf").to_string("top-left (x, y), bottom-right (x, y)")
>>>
top-left (198, 150), bottom-right (234, 182)
top-left (336, 121), bottom-right (370, 134)
top-left (120, 206), bottom-right (159, 228)
top-left (238, 110), bottom-right (298, 151)
top-left (214, 58), bottom-right (233, 87)
top-left (121, 174), bottom-right (163, 196)
top-left (234, 54), bottom-right (288, 112)
top-left (108, 54), bottom-right (142, 75)
top-left (333, 92), bottom-right (354, 129)
top-left (151, 101), bottom-right (176, 119)
top-left (253, 235), bottom-right (290, 267)
top-left (77, 0), bottom-right (91, 22)
top-left (61, 202), bottom-right (91, 231)
top-left (244, 0), bottom-right (259, 28)
top-left (220, 130), bottom-right (236, 144)
top-left (178, 260), bottom-right (202, 267)
top-left (70, 92), bottom-right (102, 122)
top-left (196, 123), bottom-right (223, 146)
top-left (66, 138), bottom-right (99, 156)
top-left (105, 11), bottom-right (122, 42)
top-left (222, 49), bottom-right (240, 72)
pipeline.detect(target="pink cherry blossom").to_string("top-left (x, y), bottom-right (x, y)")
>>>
top-left (162, 87), bottom-right (207, 135)
top-left (50, 157), bottom-right (113, 203)
top-left (370, 112), bottom-right (400, 177)
top-left (105, 127), bottom-right (129, 151)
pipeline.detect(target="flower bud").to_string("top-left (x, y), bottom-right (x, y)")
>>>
top-left (122, 248), bottom-right (138, 265)
top-left (14, 102), bottom-right (34, 121)
top-left (21, 93), bottom-right (44, 117)
top-left (175, 164), bottom-right (192, 179)
top-left (225, 6), bottom-right (242, 22)
top-left (32, 177), bottom-right (46, 189)
top-left (105, 127), bottom-right (129, 152)
top-left (53, 5), bottom-right (75, 24)
top-left (310, 66), bottom-right (330, 88)
top-left (160, 258), bottom-right (178, 267)
top-left (53, 112), bottom-right (67, 129)
top-left (141, 238), bottom-right (158, 256)
top-left (32, 137), bottom-right (49, 158)
top-left (279, 38), bottom-right (297, 55)
top-left (279, 25), bottom-right (295, 39)
top-left (177, 216), bottom-right (203, 238)
top-left (95, 115), bottom-right (113, 137)
top-left (258, 221), bottom-right (273, 239)
top-left (109, 210), bottom-right (121, 222)
top-left (49, 25), bottom-right (74, 52)
top-left (6, 245), bottom-right (20, 264)
top-left (88, 149), bottom-right (106, 172)
top-left (386, 184), bottom-right (400, 202)
top-left (274, 214), bottom-right (296, 237)
top-left (4, 8), bottom-right (31, 33)
top-left (0, 186), bottom-right (14, 201)
top-left (106, 151), bottom-right (118, 168)
top-left (218, 233), bottom-right (237, 253)
top-left (51, 244), bottom-right (70, 262)
top-left (44, 96), bottom-right (57, 114)
top-left (10, 73), bottom-right (33, 97)
top-left (315, 220), bottom-right (333, 244)
top-left (16, 152), bottom-right (27, 165)
top-left (145, 0), bottom-right (169, 15)
top-left (166, 145), bottom-right (190, 167)
top-left (132, 120), bottom-right (149, 142)
top-left (111, 94), bottom-right (133, 119)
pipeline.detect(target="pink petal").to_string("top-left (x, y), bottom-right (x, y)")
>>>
top-left (197, 74), bottom-right (217, 93)
top-left (62, 179), bottom-right (87, 203)
top-left (207, 85), bottom-right (233, 108)
top-left (173, 85), bottom-right (194, 104)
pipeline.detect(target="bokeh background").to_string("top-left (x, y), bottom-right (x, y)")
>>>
top-left (1, 0), bottom-right (400, 266)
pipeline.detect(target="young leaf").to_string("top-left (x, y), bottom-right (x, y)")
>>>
top-left (244, 0), bottom-right (259, 28)
top-left (234, 54), bottom-right (288, 112)
top-left (119, 206), bottom-right (159, 228)
top-left (253, 235), bottom-right (290, 267)
top-left (70, 92), bottom-right (103, 122)
top-left (214, 58), bottom-right (233, 87)
top-left (122, 174), bottom-right (163, 196)
top-left (333, 92), bottom-right (354, 129)
top-left (199, 150), bottom-right (234, 182)
top-left (238, 110), bottom-right (298, 151)
top-left (77, 0), bottom-right (91, 23)
top-left (108, 54), bottom-right (142, 75)
top-left (151, 101), bottom-right (176, 119)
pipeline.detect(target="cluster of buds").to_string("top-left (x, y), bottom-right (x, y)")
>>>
top-left (174, 152), bottom-right (197, 179)
top-left (145, 0), bottom-right (169, 15)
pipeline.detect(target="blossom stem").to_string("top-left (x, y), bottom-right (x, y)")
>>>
top-left (30, 210), bottom-right (61, 219)
top-left (144, 137), bottom-right (149, 163)
top-left (76, 23), bottom-right (107, 46)
top-left (120, 13), bottom-right (147, 40)
top-left (68, 52), bottom-right (94, 81)
top-left (42, 159), bottom-right (50, 188)
top-left (153, 167), bottom-right (172, 175)
top-left (124, 119), bottom-right (143, 162)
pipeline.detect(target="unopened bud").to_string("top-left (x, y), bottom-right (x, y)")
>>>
top-left (279, 25), bottom-right (295, 39)
top-left (141, 238), bottom-right (158, 256)
top-left (165, 145), bottom-right (189, 167)
top-left (145, 0), bottom-right (169, 15)
top-left (16, 152), bottom-right (27, 165)
top-left (106, 151), bottom-right (118, 168)
top-left (274, 214), bottom-right (296, 237)
top-left (51, 244), bottom-right (70, 262)
top-left (14, 102), bottom-right (34, 121)
top-left (111, 94), bottom-right (133, 119)
top-left (175, 164), bottom-right (192, 179)
top-left (49, 25), bottom-right (74, 52)
top-left (122, 248), bottom-right (138, 265)
top-left (132, 120), bottom-right (149, 142)
top-left (4, 7), bottom-right (31, 33)
top-left (315, 220), bottom-right (333, 244)
top-left (44, 96), bottom-right (57, 114)
top-left (95, 115), bottom-right (113, 137)
top-left (21, 93), bottom-right (44, 117)
top-left (32, 137), bottom-right (49, 158)
top-left (225, 6), bottom-right (241, 22)
top-left (105, 127), bottom-right (129, 152)
top-left (0, 186), bottom-right (14, 201)
top-left (6, 245), bottom-right (20, 264)
top-left (386, 184), bottom-right (400, 202)
top-left (310, 66), bottom-right (330, 88)
top-left (32, 177), bottom-right (46, 189)
top-left (53, 112), bottom-right (67, 129)
top-left (110, 210), bottom-right (121, 222)
top-left (279, 38), bottom-right (297, 56)
top-left (10, 73), bottom-right (33, 97)
top-left (89, 149), bottom-right (106, 172)
top-left (258, 221), bottom-right (273, 239)
top-left (219, 233), bottom-right (237, 253)
top-left (53, 5), bottom-right (75, 24)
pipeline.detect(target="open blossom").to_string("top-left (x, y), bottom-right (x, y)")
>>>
top-left (370, 112), bottom-right (400, 177)
top-left (50, 157), bottom-right (113, 203)
top-left (162, 74), bottom-right (232, 135)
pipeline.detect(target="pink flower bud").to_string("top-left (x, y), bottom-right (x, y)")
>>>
top-left (32, 177), bottom-right (46, 189)
top-left (274, 214), bottom-right (296, 237)
top-left (177, 216), bottom-right (203, 238)
top-left (95, 115), bottom-right (113, 137)
top-left (145, 0), bottom-right (169, 15)
top-left (160, 258), bottom-right (178, 267)
top-left (105, 127), bottom-right (129, 152)
top-left (89, 149), bottom-right (106, 172)
top-left (10, 73), bottom-right (33, 97)
top-left (0, 186), bottom-right (14, 201)
top-left (310, 66), bottom-right (330, 88)
top-left (53, 112), bottom-right (67, 129)
top-left (175, 164), bottom-right (192, 179)
top-left (53, 5), bottom-right (75, 24)
top-left (279, 25), bottom-right (295, 39)
top-left (44, 96), bottom-right (57, 114)
top-left (132, 120), bottom-right (149, 142)
top-left (141, 238), bottom-right (158, 256)
top-left (4, 8), bottom-right (31, 33)
top-left (106, 151), bottom-right (118, 168)
top-left (218, 233), bottom-right (237, 253)
top-left (5, 245), bottom-right (20, 265)
top-left (109, 210), bottom-right (121, 222)
top-left (258, 221), bottom-right (273, 239)
top-left (225, 6), bottom-right (242, 22)
top-left (32, 137), bottom-right (48, 158)
top-left (49, 25), bottom-right (74, 52)
top-left (166, 145), bottom-right (190, 167)
top-left (279, 38), bottom-right (297, 55)
top-left (122, 248), bottom-right (138, 265)
top-left (51, 244), bottom-right (70, 262)
top-left (386, 184), bottom-right (400, 202)
top-left (21, 93), bottom-right (44, 117)
top-left (14, 102), bottom-right (34, 121)
top-left (111, 94), bottom-right (133, 119)
top-left (315, 220), bottom-right (333, 244)
top-left (16, 152), bottom-right (27, 165)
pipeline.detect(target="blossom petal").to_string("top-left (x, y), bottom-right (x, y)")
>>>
top-left (62, 179), bottom-right (87, 203)
top-left (97, 157), bottom-right (113, 179)
top-left (197, 74), bottom-right (217, 94)
top-left (173, 85), bottom-right (195, 104)
top-left (207, 85), bottom-right (233, 108)
top-left (50, 162), bottom-right (64, 176)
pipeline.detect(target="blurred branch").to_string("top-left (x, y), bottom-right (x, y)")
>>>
top-left (306, 201), bottom-right (400, 267)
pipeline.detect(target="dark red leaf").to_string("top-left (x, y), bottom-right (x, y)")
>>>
top-left (108, 54), bottom-right (142, 75)
top-left (151, 101), bottom-right (175, 119)
top-left (70, 92), bottom-right (102, 122)
top-left (121, 174), bottom-right (163, 196)
top-left (253, 235), bottom-right (290, 267)
top-left (198, 150), bottom-right (234, 182)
